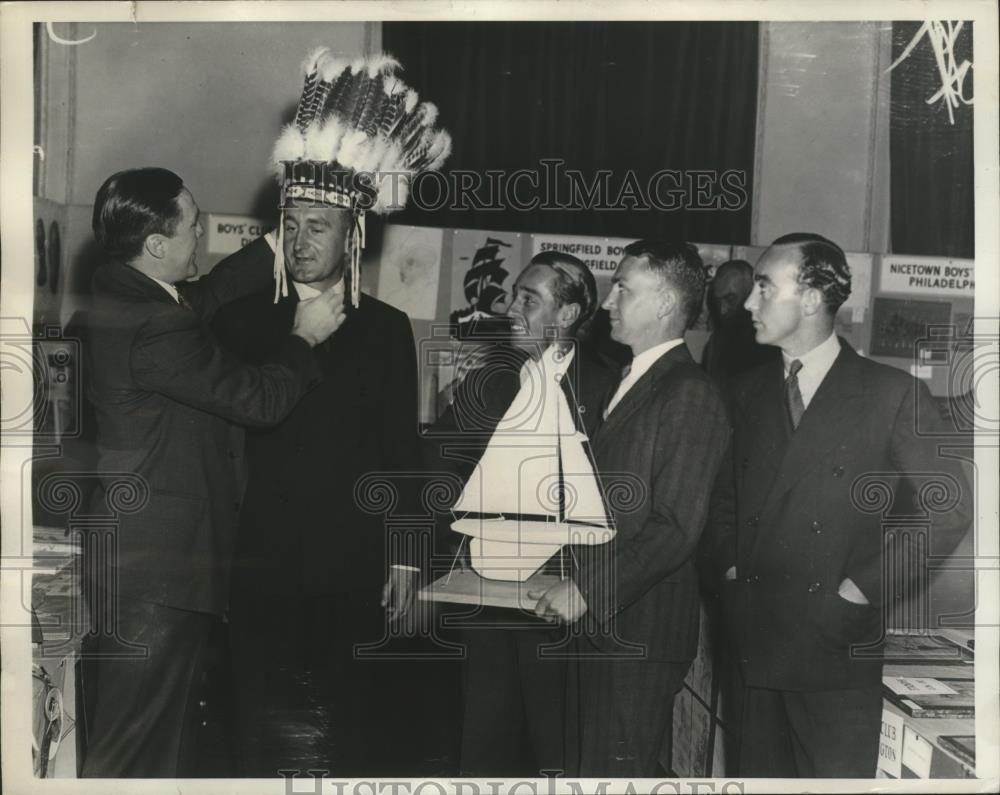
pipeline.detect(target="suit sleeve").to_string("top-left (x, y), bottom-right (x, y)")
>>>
top-left (379, 313), bottom-right (423, 570)
top-left (179, 236), bottom-right (275, 321)
top-left (699, 438), bottom-right (738, 592)
top-left (576, 376), bottom-right (730, 623)
top-left (846, 377), bottom-right (973, 602)
top-left (130, 308), bottom-right (321, 427)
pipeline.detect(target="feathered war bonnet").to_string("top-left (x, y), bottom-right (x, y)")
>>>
top-left (270, 49), bottom-right (452, 307)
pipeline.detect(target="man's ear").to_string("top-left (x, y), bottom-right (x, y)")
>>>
top-left (656, 287), bottom-right (677, 320)
top-left (144, 234), bottom-right (167, 261)
top-left (800, 286), bottom-right (824, 317)
top-left (557, 302), bottom-right (581, 330)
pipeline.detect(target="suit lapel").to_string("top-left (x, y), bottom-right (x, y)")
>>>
top-left (758, 341), bottom-right (865, 518)
top-left (740, 358), bottom-right (789, 504)
top-left (593, 344), bottom-right (691, 450)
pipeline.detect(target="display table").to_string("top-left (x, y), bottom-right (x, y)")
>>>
top-left (877, 629), bottom-right (976, 778)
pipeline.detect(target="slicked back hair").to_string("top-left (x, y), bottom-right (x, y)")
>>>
top-left (771, 232), bottom-right (852, 313)
top-left (529, 250), bottom-right (599, 334)
top-left (92, 168), bottom-right (186, 263)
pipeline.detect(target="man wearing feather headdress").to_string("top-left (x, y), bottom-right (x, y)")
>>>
top-left (211, 49), bottom-right (451, 775)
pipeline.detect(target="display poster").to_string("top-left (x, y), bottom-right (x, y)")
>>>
top-left (375, 224), bottom-right (444, 320)
top-left (530, 233), bottom-right (634, 299)
top-left (877, 709), bottom-right (905, 778)
top-left (870, 297), bottom-right (952, 359)
top-left (205, 213), bottom-right (269, 255)
top-left (449, 229), bottom-right (524, 324)
top-left (880, 254), bottom-right (975, 298)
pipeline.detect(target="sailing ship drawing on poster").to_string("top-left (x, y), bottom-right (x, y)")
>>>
top-left (449, 345), bottom-right (616, 582)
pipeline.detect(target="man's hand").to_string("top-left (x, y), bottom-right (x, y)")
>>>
top-left (291, 284), bottom-right (346, 346)
top-left (837, 576), bottom-right (870, 605)
top-left (381, 567), bottom-right (418, 622)
top-left (529, 579), bottom-right (588, 623)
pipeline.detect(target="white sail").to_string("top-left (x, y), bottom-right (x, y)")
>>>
top-left (450, 344), bottom-right (616, 581)
top-left (559, 431), bottom-right (613, 531)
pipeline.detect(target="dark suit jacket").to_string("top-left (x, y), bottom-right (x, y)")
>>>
top-left (212, 237), bottom-right (421, 597)
top-left (708, 339), bottom-right (972, 691)
top-left (572, 343), bottom-right (730, 663)
top-left (85, 251), bottom-right (321, 616)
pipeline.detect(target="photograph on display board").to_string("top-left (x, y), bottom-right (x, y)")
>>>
top-left (374, 224), bottom-right (444, 320)
top-left (870, 297), bottom-right (953, 359)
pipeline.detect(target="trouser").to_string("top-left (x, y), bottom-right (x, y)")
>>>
top-left (459, 620), bottom-right (568, 776)
top-left (739, 685), bottom-right (882, 777)
top-left (79, 598), bottom-right (214, 777)
top-left (229, 587), bottom-right (446, 777)
top-left (567, 646), bottom-right (690, 777)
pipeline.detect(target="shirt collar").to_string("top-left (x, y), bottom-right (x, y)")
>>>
top-left (783, 331), bottom-right (840, 375)
top-left (292, 277), bottom-right (344, 301)
top-left (519, 343), bottom-right (576, 384)
top-left (628, 337), bottom-right (685, 377)
top-left (149, 276), bottom-right (180, 303)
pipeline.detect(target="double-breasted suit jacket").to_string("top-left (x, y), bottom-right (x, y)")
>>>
top-left (709, 339), bottom-right (972, 691)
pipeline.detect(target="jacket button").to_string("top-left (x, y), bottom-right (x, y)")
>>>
top-left (807, 581), bottom-right (822, 593)
top-left (812, 520), bottom-right (823, 533)
top-left (832, 466), bottom-right (845, 478)
top-left (746, 514), bottom-right (759, 527)
top-left (752, 574), bottom-right (760, 583)
top-left (744, 576), bottom-right (752, 584)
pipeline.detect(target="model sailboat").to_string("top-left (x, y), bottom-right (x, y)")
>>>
top-left (421, 344), bottom-right (616, 607)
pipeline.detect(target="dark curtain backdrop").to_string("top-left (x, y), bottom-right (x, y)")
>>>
top-left (890, 22), bottom-right (974, 258)
top-left (383, 22), bottom-right (758, 243)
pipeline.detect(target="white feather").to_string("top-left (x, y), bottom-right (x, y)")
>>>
top-left (359, 137), bottom-right (389, 172)
top-left (418, 102), bottom-right (439, 127)
top-left (376, 172), bottom-right (409, 214)
top-left (319, 54), bottom-right (352, 83)
top-left (271, 123), bottom-right (306, 173)
top-left (302, 46), bottom-right (330, 76)
top-left (377, 141), bottom-right (404, 174)
top-left (305, 119), bottom-right (344, 161)
top-left (337, 129), bottom-right (369, 170)
top-left (403, 89), bottom-right (418, 114)
top-left (425, 130), bottom-right (452, 171)
top-left (365, 53), bottom-right (400, 77)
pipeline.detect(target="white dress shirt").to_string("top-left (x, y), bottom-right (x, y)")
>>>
top-left (782, 331), bottom-right (840, 410)
top-left (292, 277), bottom-right (344, 301)
top-left (604, 338), bottom-right (684, 418)
top-left (150, 276), bottom-right (180, 304)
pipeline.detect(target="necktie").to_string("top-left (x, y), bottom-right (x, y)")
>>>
top-left (603, 363), bottom-right (632, 419)
top-left (785, 359), bottom-right (805, 430)
top-left (177, 292), bottom-right (193, 312)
